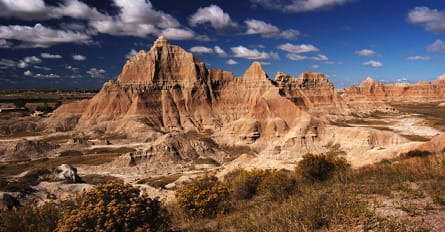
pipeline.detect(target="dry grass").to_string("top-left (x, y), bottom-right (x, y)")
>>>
top-left (170, 153), bottom-right (445, 231)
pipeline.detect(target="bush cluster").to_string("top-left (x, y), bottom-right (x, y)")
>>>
top-left (226, 169), bottom-right (297, 201)
top-left (1, 182), bottom-right (170, 232)
top-left (296, 153), bottom-right (350, 182)
top-left (175, 175), bottom-right (230, 218)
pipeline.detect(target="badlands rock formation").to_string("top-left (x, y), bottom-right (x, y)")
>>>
top-left (48, 36), bottom-right (443, 170)
top-left (346, 76), bottom-right (445, 101)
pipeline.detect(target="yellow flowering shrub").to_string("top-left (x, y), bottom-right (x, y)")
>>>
top-left (175, 175), bottom-right (230, 218)
top-left (57, 182), bottom-right (170, 232)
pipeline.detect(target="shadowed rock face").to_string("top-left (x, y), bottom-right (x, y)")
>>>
top-left (50, 36), bottom-right (345, 142)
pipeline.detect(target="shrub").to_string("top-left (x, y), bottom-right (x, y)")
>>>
top-left (296, 153), bottom-right (350, 182)
top-left (257, 170), bottom-right (298, 201)
top-left (0, 202), bottom-right (61, 232)
top-left (175, 175), bottom-right (230, 218)
top-left (225, 169), bottom-right (269, 200)
top-left (403, 149), bottom-right (432, 158)
top-left (57, 182), bottom-right (170, 231)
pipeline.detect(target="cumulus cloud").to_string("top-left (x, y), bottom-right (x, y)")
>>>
top-left (245, 19), bottom-right (279, 35)
top-left (33, 65), bottom-right (51, 71)
top-left (286, 53), bottom-right (306, 61)
top-left (311, 54), bottom-right (328, 61)
top-left (189, 5), bottom-right (238, 32)
top-left (113, 0), bottom-right (178, 28)
top-left (277, 43), bottom-right (319, 53)
top-left (24, 56), bottom-right (42, 64)
top-left (363, 60), bottom-right (383, 68)
top-left (311, 64), bottom-right (320, 69)
top-left (0, 23), bottom-right (91, 48)
top-left (251, 0), bottom-right (352, 13)
top-left (226, 59), bottom-right (238, 65)
top-left (34, 73), bottom-right (60, 79)
top-left (427, 39), bottom-right (445, 52)
top-left (72, 54), bottom-right (86, 61)
top-left (190, 46), bottom-right (214, 54)
top-left (17, 60), bottom-right (28, 68)
top-left (41, 52), bottom-right (62, 59)
top-left (0, 39), bottom-right (12, 48)
top-left (24, 70), bottom-right (33, 76)
top-left (355, 49), bottom-right (376, 56)
top-left (214, 46), bottom-right (227, 57)
top-left (65, 65), bottom-right (79, 72)
top-left (408, 6), bottom-right (445, 34)
top-left (0, 58), bottom-right (17, 68)
top-left (231, 46), bottom-right (272, 60)
top-left (0, 0), bottom-right (50, 20)
top-left (87, 68), bottom-right (106, 78)
top-left (126, 49), bottom-right (138, 59)
top-left (161, 28), bottom-right (196, 40)
top-left (406, 56), bottom-right (431, 61)
top-left (244, 19), bottom-right (300, 39)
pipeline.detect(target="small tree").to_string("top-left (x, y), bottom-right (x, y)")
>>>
top-left (57, 182), bottom-right (170, 231)
top-left (225, 169), bottom-right (269, 200)
top-left (175, 175), bottom-right (230, 218)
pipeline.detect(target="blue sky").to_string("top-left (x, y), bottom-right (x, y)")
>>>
top-left (0, 0), bottom-right (444, 88)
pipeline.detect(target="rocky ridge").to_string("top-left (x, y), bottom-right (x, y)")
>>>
top-left (47, 36), bottom-right (444, 173)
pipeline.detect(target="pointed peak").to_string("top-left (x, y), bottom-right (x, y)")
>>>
top-left (360, 77), bottom-right (376, 88)
top-left (364, 77), bottom-right (374, 82)
top-left (241, 61), bottom-right (268, 81)
top-left (153, 35), bottom-right (168, 48)
top-left (437, 73), bottom-right (445, 82)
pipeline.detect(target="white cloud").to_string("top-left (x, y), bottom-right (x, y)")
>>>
top-left (231, 46), bottom-right (271, 60)
top-left (311, 54), bottom-right (328, 61)
top-left (245, 19), bottom-right (279, 35)
top-left (65, 65), bottom-right (79, 72)
top-left (161, 28), bottom-right (195, 40)
top-left (33, 65), bottom-right (51, 71)
top-left (41, 52), bottom-right (62, 59)
top-left (279, 29), bottom-right (300, 40)
top-left (23, 70), bottom-right (32, 76)
top-left (0, 23), bottom-right (91, 47)
top-left (286, 53), bottom-right (306, 61)
top-left (34, 73), bottom-right (60, 79)
top-left (17, 60), bottom-right (28, 68)
top-left (87, 68), bottom-right (106, 78)
top-left (408, 6), bottom-right (445, 34)
top-left (0, 0), bottom-right (49, 20)
top-left (55, 0), bottom-right (108, 21)
top-left (251, 0), bottom-right (352, 13)
top-left (72, 54), bottom-right (86, 61)
top-left (214, 46), bottom-right (227, 57)
top-left (355, 49), bottom-right (376, 56)
top-left (113, 0), bottom-right (179, 28)
top-left (91, 19), bottom-right (160, 37)
top-left (0, 58), bottom-right (16, 68)
top-left (189, 5), bottom-right (238, 31)
top-left (277, 43), bottom-right (319, 53)
top-left (244, 19), bottom-right (300, 39)
top-left (24, 56), bottom-right (42, 64)
top-left (0, 39), bottom-right (12, 48)
top-left (311, 64), bottom-right (320, 69)
top-left (363, 60), bottom-right (383, 68)
top-left (126, 49), bottom-right (138, 59)
top-left (396, 77), bottom-right (408, 82)
top-left (427, 39), bottom-right (445, 52)
top-left (226, 59), bottom-right (238, 65)
top-left (406, 55), bottom-right (431, 61)
top-left (190, 46), bottom-right (214, 54)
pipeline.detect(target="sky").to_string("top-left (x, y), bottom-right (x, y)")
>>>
top-left (0, 0), bottom-right (445, 89)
